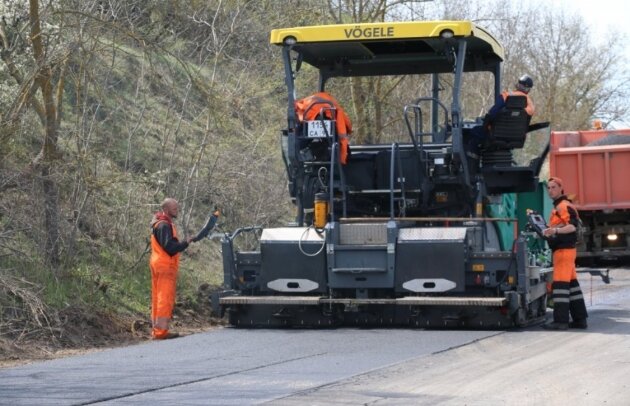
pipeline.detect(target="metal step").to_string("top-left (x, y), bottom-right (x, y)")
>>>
top-left (221, 296), bottom-right (507, 307)
top-left (331, 267), bottom-right (387, 273)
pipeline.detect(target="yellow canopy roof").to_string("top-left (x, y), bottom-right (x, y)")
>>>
top-left (270, 21), bottom-right (503, 77)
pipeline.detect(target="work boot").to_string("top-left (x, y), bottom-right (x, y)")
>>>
top-left (542, 322), bottom-right (569, 330)
top-left (569, 319), bottom-right (588, 329)
top-left (153, 332), bottom-right (180, 340)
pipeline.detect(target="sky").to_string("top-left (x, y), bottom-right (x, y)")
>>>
top-left (556, 0), bottom-right (629, 55)
top-left (559, 0), bottom-right (630, 126)
top-left (517, 0), bottom-right (630, 60)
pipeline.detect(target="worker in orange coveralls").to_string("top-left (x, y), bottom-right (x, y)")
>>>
top-left (542, 177), bottom-right (588, 330)
top-left (149, 198), bottom-right (194, 339)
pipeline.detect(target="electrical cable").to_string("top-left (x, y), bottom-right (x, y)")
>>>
top-left (317, 166), bottom-right (328, 189)
top-left (298, 225), bottom-right (326, 257)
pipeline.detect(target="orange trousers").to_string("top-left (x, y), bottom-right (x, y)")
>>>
top-left (552, 248), bottom-right (577, 282)
top-left (551, 248), bottom-right (587, 323)
top-left (150, 264), bottom-right (178, 339)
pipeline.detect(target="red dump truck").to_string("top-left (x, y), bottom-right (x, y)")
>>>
top-left (550, 129), bottom-right (630, 264)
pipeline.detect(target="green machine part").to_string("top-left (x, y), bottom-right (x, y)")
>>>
top-left (516, 181), bottom-right (553, 234)
top-left (516, 181), bottom-right (553, 265)
top-left (485, 182), bottom-right (552, 251)
top-left (486, 194), bottom-right (517, 251)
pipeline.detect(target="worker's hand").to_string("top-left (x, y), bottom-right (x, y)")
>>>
top-left (213, 209), bottom-right (221, 217)
top-left (187, 237), bottom-right (194, 244)
top-left (542, 228), bottom-right (555, 238)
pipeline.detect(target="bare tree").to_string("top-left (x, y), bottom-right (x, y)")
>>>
top-left (0, 0), bottom-right (69, 268)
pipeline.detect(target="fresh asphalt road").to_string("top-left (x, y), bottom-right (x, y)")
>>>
top-left (1, 269), bottom-right (628, 406)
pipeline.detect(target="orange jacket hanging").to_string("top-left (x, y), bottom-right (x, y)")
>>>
top-left (295, 92), bottom-right (352, 164)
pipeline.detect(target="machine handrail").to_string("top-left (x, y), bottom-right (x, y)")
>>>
top-left (413, 97), bottom-right (450, 141)
top-left (389, 143), bottom-right (406, 219)
top-left (225, 226), bottom-right (263, 242)
top-left (403, 104), bottom-right (422, 151)
top-left (327, 141), bottom-right (347, 222)
top-left (403, 104), bottom-right (426, 174)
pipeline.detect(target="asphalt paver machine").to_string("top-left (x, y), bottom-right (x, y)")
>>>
top-left (214, 21), bottom-right (552, 328)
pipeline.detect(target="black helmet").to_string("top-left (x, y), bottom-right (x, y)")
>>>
top-left (516, 75), bottom-right (533, 93)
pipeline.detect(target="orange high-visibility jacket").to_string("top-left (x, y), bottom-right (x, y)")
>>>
top-left (500, 90), bottom-right (535, 116)
top-left (548, 197), bottom-right (579, 251)
top-left (150, 220), bottom-right (180, 272)
top-left (295, 92), bottom-right (352, 164)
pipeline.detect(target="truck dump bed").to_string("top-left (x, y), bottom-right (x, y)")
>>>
top-left (550, 130), bottom-right (630, 211)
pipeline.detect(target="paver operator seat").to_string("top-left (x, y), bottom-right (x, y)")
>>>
top-left (484, 95), bottom-right (530, 151)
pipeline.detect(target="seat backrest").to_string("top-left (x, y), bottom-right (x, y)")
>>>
top-left (487, 95), bottom-right (530, 149)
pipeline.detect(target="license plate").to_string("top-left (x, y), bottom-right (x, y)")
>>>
top-left (306, 120), bottom-right (333, 138)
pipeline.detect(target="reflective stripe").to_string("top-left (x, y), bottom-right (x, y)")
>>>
top-left (554, 298), bottom-right (570, 303)
top-left (570, 286), bottom-right (583, 293)
top-left (553, 289), bottom-right (570, 295)
top-left (154, 317), bottom-right (170, 329)
top-left (570, 294), bottom-right (584, 300)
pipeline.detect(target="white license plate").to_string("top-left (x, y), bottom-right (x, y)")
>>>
top-left (306, 120), bottom-right (333, 138)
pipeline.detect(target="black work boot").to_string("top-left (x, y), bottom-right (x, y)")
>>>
top-left (543, 322), bottom-right (569, 330)
top-left (569, 319), bottom-right (588, 329)
top-left (552, 300), bottom-right (570, 326)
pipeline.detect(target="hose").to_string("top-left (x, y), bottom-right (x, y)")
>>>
top-left (298, 225), bottom-right (326, 257)
top-left (317, 166), bottom-right (328, 189)
top-left (191, 210), bottom-right (220, 242)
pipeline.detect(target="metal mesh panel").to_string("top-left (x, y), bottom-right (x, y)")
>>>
top-left (339, 223), bottom-right (388, 245)
top-left (398, 227), bottom-right (467, 241)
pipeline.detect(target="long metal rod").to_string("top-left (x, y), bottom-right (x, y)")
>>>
top-left (389, 143), bottom-right (397, 219)
top-left (432, 73), bottom-right (440, 137)
top-left (221, 296), bottom-right (507, 307)
top-left (396, 145), bottom-right (406, 216)
top-left (339, 216), bottom-right (517, 222)
top-left (282, 46), bottom-right (296, 130)
top-left (328, 142), bottom-right (337, 223)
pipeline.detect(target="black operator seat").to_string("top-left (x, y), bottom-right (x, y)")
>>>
top-left (484, 95), bottom-right (530, 151)
top-left (481, 95), bottom-right (538, 194)
top-left (486, 96), bottom-right (531, 151)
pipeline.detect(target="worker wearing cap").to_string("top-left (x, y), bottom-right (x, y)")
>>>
top-left (487, 74), bottom-right (535, 119)
top-left (149, 198), bottom-right (194, 339)
top-left (542, 177), bottom-right (588, 330)
top-left (467, 75), bottom-right (535, 157)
